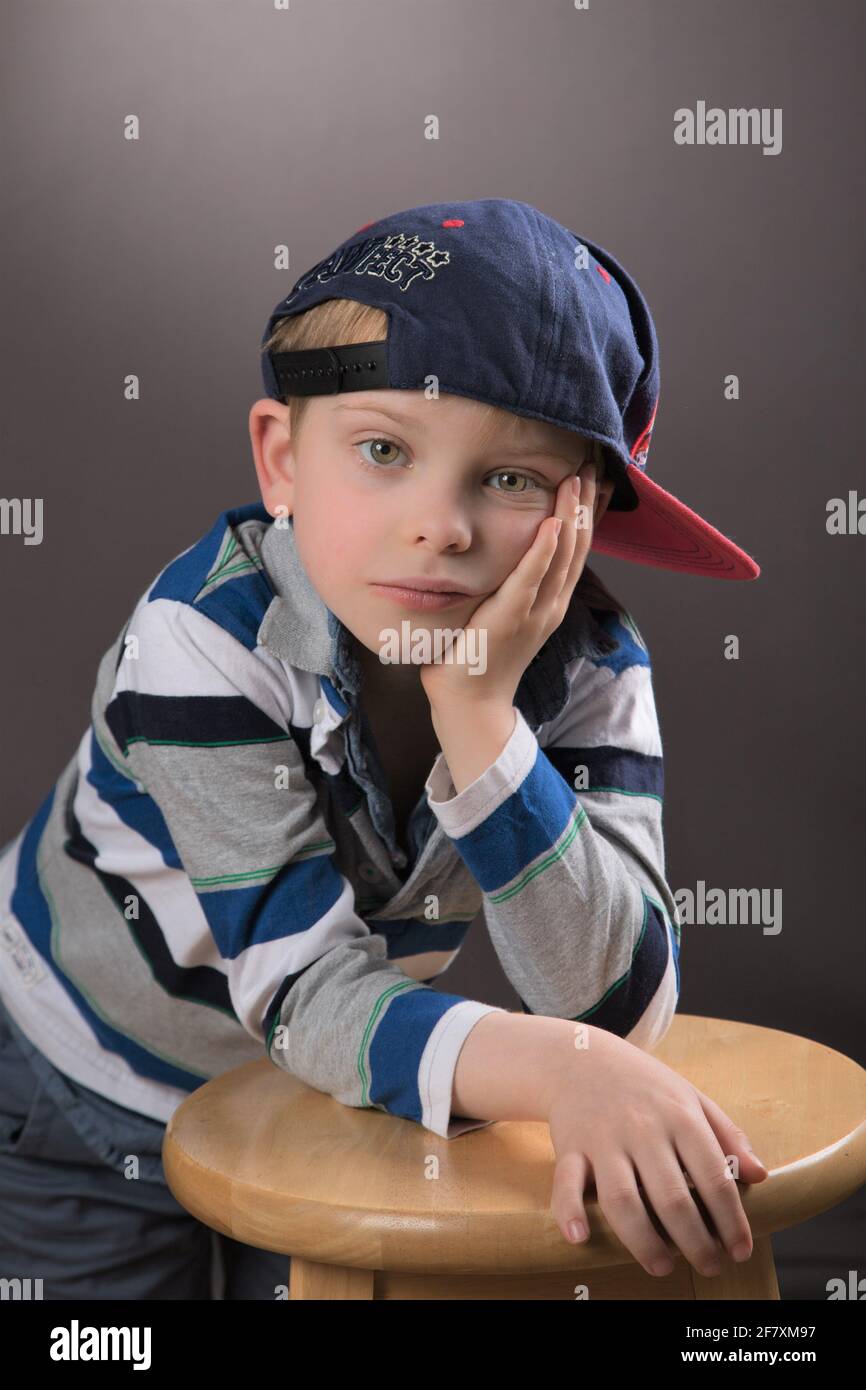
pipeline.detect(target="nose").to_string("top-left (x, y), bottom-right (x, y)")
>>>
top-left (399, 482), bottom-right (473, 552)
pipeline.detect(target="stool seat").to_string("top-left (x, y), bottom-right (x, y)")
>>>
top-left (162, 1014), bottom-right (866, 1299)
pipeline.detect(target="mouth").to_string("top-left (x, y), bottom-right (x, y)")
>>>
top-left (373, 576), bottom-right (477, 594)
top-left (369, 582), bottom-right (475, 611)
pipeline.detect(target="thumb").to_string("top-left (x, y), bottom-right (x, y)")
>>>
top-left (694, 1087), bottom-right (770, 1183)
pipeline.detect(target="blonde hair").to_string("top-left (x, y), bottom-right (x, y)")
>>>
top-left (259, 296), bottom-right (605, 475)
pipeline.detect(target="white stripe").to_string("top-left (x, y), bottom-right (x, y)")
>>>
top-left (115, 597), bottom-right (294, 732)
top-left (418, 1000), bottom-right (505, 1137)
top-left (541, 658), bottom-right (663, 756)
top-left (0, 832), bottom-right (190, 1124)
top-left (73, 732), bottom-right (372, 1042)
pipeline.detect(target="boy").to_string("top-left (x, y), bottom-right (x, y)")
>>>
top-left (0, 198), bottom-right (764, 1298)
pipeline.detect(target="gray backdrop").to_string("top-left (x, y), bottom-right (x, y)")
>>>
top-left (1, 0), bottom-right (863, 1299)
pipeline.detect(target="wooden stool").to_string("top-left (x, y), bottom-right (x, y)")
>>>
top-left (162, 1014), bottom-right (866, 1300)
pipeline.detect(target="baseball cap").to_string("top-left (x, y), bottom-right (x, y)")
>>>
top-left (259, 198), bottom-right (760, 581)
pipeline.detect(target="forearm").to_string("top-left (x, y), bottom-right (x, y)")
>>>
top-left (426, 700), bottom-right (677, 1032)
top-left (452, 1008), bottom-right (584, 1123)
top-left (429, 699), bottom-right (517, 795)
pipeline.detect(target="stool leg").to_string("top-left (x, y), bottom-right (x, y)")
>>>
top-left (289, 1257), bottom-right (374, 1299)
top-left (690, 1236), bottom-right (780, 1300)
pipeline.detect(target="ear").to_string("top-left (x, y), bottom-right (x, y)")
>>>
top-left (249, 398), bottom-right (295, 520)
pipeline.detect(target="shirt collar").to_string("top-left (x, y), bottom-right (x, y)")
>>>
top-left (256, 516), bottom-right (619, 728)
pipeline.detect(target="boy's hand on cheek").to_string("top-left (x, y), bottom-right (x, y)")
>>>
top-left (419, 459), bottom-right (602, 717)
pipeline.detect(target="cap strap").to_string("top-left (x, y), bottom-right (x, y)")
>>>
top-left (269, 341), bottom-right (388, 397)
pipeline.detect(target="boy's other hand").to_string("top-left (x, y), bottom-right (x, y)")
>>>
top-left (544, 1024), bottom-right (769, 1280)
top-left (419, 459), bottom-right (604, 714)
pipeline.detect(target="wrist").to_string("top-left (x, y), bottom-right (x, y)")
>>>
top-left (429, 694), bottom-right (515, 729)
top-left (538, 1021), bottom-right (605, 1117)
top-left (452, 1011), bottom-right (584, 1125)
top-left (428, 701), bottom-right (517, 795)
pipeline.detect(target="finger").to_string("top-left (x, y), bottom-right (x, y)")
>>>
top-left (492, 511), bottom-right (563, 620)
top-left (538, 461), bottom-right (598, 610)
top-left (565, 462), bottom-right (599, 578)
top-left (532, 471), bottom-right (583, 610)
top-left (695, 1088), bottom-right (769, 1180)
top-left (498, 460), bottom-right (595, 620)
top-left (593, 1156), bottom-right (681, 1279)
top-left (688, 1089), bottom-right (768, 1265)
top-left (549, 1150), bottom-right (593, 1247)
top-left (669, 1125), bottom-right (755, 1268)
top-left (631, 1141), bottom-right (728, 1279)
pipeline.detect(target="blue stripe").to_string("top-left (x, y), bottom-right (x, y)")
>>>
top-left (450, 744), bottom-right (577, 893)
top-left (10, 790), bottom-right (206, 1091)
top-left (585, 609), bottom-right (650, 674)
top-left (368, 989), bottom-right (470, 1124)
top-left (63, 796), bottom-right (234, 1016)
top-left (582, 894), bottom-right (671, 1033)
top-left (201, 853), bottom-right (346, 958)
top-left (195, 568), bottom-right (275, 653)
top-left (543, 744), bottom-right (663, 799)
top-left (87, 732), bottom-right (182, 871)
top-left (669, 914), bottom-right (681, 994)
top-left (146, 503), bottom-right (274, 653)
top-left (147, 507), bottom-right (246, 604)
top-left (321, 676), bottom-right (350, 719)
top-left (106, 690), bottom-right (290, 752)
top-left (519, 892), bottom-right (671, 1034)
top-left (366, 916), bottom-right (471, 960)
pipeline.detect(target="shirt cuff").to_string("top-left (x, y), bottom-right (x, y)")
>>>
top-left (424, 706), bottom-right (538, 839)
top-left (418, 999), bottom-right (506, 1138)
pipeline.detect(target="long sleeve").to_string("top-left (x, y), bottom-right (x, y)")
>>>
top-left (424, 606), bottom-right (680, 1051)
top-left (104, 594), bottom-right (501, 1138)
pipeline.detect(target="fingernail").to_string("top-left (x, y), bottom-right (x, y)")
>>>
top-left (571, 475), bottom-right (581, 499)
top-left (567, 1220), bottom-right (587, 1242)
top-left (732, 1241), bottom-right (751, 1262)
top-left (554, 518), bottom-right (563, 536)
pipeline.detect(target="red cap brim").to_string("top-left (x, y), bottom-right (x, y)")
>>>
top-left (592, 466), bottom-right (760, 580)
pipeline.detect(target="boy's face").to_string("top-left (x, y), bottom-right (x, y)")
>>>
top-left (249, 389), bottom-right (615, 690)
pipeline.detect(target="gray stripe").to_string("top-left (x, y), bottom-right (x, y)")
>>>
top-left (34, 755), bottom-right (264, 1078)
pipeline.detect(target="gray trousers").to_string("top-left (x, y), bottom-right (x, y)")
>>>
top-left (0, 995), bottom-right (291, 1300)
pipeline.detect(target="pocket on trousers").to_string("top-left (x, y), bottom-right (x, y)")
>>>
top-left (0, 1005), bottom-right (101, 1165)
top-left (0, 1002), bottom-right (167, 1177)
top-left (0, 1017), bottom-right (52, 1159)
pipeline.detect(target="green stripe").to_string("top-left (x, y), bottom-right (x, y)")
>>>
top-left (488, 806), bottom-right (586, 903)
top-left (192, 530), bottom-right (265, 603)
top-left (220, 533), bottom-right (239, 565)
top-left (645, 890), bottom-right (681, 946)
top-left (125, 734), bottom-right (291, 749)
top-left (212, 530), bottom-right (235, 572)
top-left (190, 842), bottom-right (336, 888)
top-left (572, 894), bottom-right (650, 1021)
top-left (621, 608), bottom-right (646, 650)
top-left (190, 865), bottom-right (284, 888)
top-left (356, 980), bottom-right (418, 1105)
top-left (198, 556), bottom-right (262, 593)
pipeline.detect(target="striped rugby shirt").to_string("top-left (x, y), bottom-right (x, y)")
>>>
top-left (0, 501), bottom-right (680, 1139)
